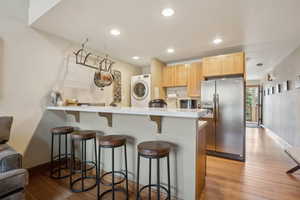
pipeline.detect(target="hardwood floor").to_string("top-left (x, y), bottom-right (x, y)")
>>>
top-left (201, 128), bottom-right (300, 200)
top-left (26, 128), bottom-right (300, 200)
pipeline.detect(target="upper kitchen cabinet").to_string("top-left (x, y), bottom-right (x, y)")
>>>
top-left (202, 52), bottom-right (245, 77)
top-left (222, 52), bottom-right (245, 75)
top-left (202, 56), bottom-right (223, 77)
top-left (162, 64), bottom-right (188, 87)
top-left (187, 62), bottom-right (203, 97)
top-left (162, 66), bottom-right (175, 87)
top-left (174, 64), bottom-right (188, 86)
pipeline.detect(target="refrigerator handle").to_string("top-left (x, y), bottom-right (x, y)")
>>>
top-left (215, 94), bottom-right (220, 121)
top-left (213, 94), bottom-right (217, 121)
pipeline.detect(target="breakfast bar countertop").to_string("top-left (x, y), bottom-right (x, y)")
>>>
top-left (47, 106), bottom-right (208, 119)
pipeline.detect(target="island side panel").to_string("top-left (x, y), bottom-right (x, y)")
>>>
top-left (196, 121), bottom-right (208, 200)
top-left (65, 112), bottom-right (199, 200)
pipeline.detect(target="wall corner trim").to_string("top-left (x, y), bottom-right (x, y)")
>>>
top-left (261, 125), bottom-right (293, 149)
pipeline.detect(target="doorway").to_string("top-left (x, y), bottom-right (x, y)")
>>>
top-left (245, 85), bottom-right (261, 127)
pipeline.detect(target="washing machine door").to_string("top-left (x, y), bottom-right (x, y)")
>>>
top-left (132, 80), bottom-right (149, 100)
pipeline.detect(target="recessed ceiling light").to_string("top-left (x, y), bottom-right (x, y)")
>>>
top-left (110, 29), bottom-right (120, 36)
top-left (167, 48), bottom-right (175, 53)
top-left (213, 38), bottom-right (223, 44)
top-left (132, 56), bottom-right (140, 60)
top-left (162, 8), bottom-right (175, 17)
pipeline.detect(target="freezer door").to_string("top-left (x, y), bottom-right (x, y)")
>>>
top-left (201, 80), bottom-right (216, 108)
top-left (201, 80), bottom-right (216, 151)
top-left (215, 78), bottom-right (245, 157)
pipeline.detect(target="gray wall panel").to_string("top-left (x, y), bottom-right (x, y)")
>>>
top-left (262, 46), bottom-right (300, 147)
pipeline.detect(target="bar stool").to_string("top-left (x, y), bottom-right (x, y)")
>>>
top-left (97, 135), bottom-right (129, 200)
top-left (50, 126), bottom-right (74, 179)
top-left (70, 130), bottom-right (97, 193)
top-left (136, 141), bottom-right (171, 200)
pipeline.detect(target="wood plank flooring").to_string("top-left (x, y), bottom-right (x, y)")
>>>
top-left (201, 128), bottom-right (300, 200)
top-left (26, 128), bottom-right (300, 200)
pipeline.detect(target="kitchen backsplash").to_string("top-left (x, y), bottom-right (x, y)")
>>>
top-left (166, 87), bottom-right (200, 108)
top-left (166, 87), bottom-right (187, 98)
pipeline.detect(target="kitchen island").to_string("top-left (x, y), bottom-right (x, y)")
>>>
top-left (47, 106), bottom-right (208, 200)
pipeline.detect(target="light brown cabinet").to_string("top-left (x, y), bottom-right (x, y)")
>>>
top-left (162, 64), bottom-right (188, 87)
top-left (162, 62), bottom-right (203, 97)
top-left (202, 52), bottom-right (245, 77)
top-left (162, 66), bottom-right (175, 87)
top-left (202, 56), bottom-right (222, 77)
top-left (187, 62), bottom-right (203, 97)
top-left (174, 64), bottom-right (188, 86)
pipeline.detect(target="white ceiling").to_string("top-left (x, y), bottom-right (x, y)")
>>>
top-left (31, 0), bottom-right (300, 80)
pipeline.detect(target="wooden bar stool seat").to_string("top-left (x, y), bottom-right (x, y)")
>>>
top-left (138, 141), bottom-right (171, 158)
top-left (98, 135), bottom-right (126, 148)
top-left (136, 141), bottom-right (171, 200)
top-left (50, 126), bottom-right (74, 179)
top-left (51, 126), bottom-right (74, 135)
top-left (71, 130), bottom-right (96, 140)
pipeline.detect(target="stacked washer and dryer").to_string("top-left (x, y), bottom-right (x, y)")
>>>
top-left (131, 74), bottom-right (151, 107)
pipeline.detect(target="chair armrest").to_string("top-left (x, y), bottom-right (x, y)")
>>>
top-left (0, 169), bottom-right (28, 198)
top-left (0, 146), bottom-right (22, 172)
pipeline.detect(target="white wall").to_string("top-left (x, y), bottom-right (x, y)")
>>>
top-left (28, 0), bottom-right (61, 25)
top-left (0, 0), bottom-right (141, 168)
top-left (262, 45), bottom-right (300, 147)
top-left (141, 66), bottom-right (150, 74)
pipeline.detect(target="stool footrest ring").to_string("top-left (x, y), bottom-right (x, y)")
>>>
top-left (138, 184), bottom-right (170, 200)
top-left (98, 187), bottom-right (127, 199)
top-left (71, 161), bottom-right (96, 173)
top-left (99, 170), bottom-right (127, 186)
top-left (70, 176), bottom-right (97, 193)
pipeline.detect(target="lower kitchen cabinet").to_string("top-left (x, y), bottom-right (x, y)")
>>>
top-left (201, 117), bottom-right (215, 151)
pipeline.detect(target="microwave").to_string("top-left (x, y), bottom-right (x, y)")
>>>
top-left (178, 99), bottom-right (198, 109)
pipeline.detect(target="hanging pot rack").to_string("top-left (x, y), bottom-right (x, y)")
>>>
top-left (73, 39), bottom-right (116, 90)
top-left (73, 39), bottom-right (115, 71)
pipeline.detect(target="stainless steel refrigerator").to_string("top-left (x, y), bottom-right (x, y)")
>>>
top-left (201, 78), bottom-right (245, 161)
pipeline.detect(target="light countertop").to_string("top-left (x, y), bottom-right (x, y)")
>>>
top-left (47, 106), bottom-right (208, 119)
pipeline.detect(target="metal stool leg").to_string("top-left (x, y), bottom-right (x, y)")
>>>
top-left (136, 153), bottom-right (141, 200)
top-left (124, 144), bottom-right (129, 200)
top-left (50, 133), bottom-right (54, 176)
top-left (65, 134), bottom-right (68, 168)
top-left (81, 139), bottom-right (84, 191)
top-left (93, 138), bottom-right (98, 198)
top-left (112, 147), bottom-right (115, 200)
top-left (97, 146), bottom-right (101, 200)
top-left (84, 140), bottom-right (87, 177)
top-left (167, 155), bottom-right (171, 199)
top-left (70, 138), bottom-right (74, 188)
top-left (58, 134), bottom-right (62, 178)
top-left (149, 158), bottom-right (152, 200)
top-left (157, 158), bottom-right (160, 200)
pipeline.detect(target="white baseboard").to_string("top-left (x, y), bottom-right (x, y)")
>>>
top-left (261, 124), bottom-right (292, 150)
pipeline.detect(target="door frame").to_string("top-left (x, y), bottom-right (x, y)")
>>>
top-left (246, 85), bottom-right (262, 126)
